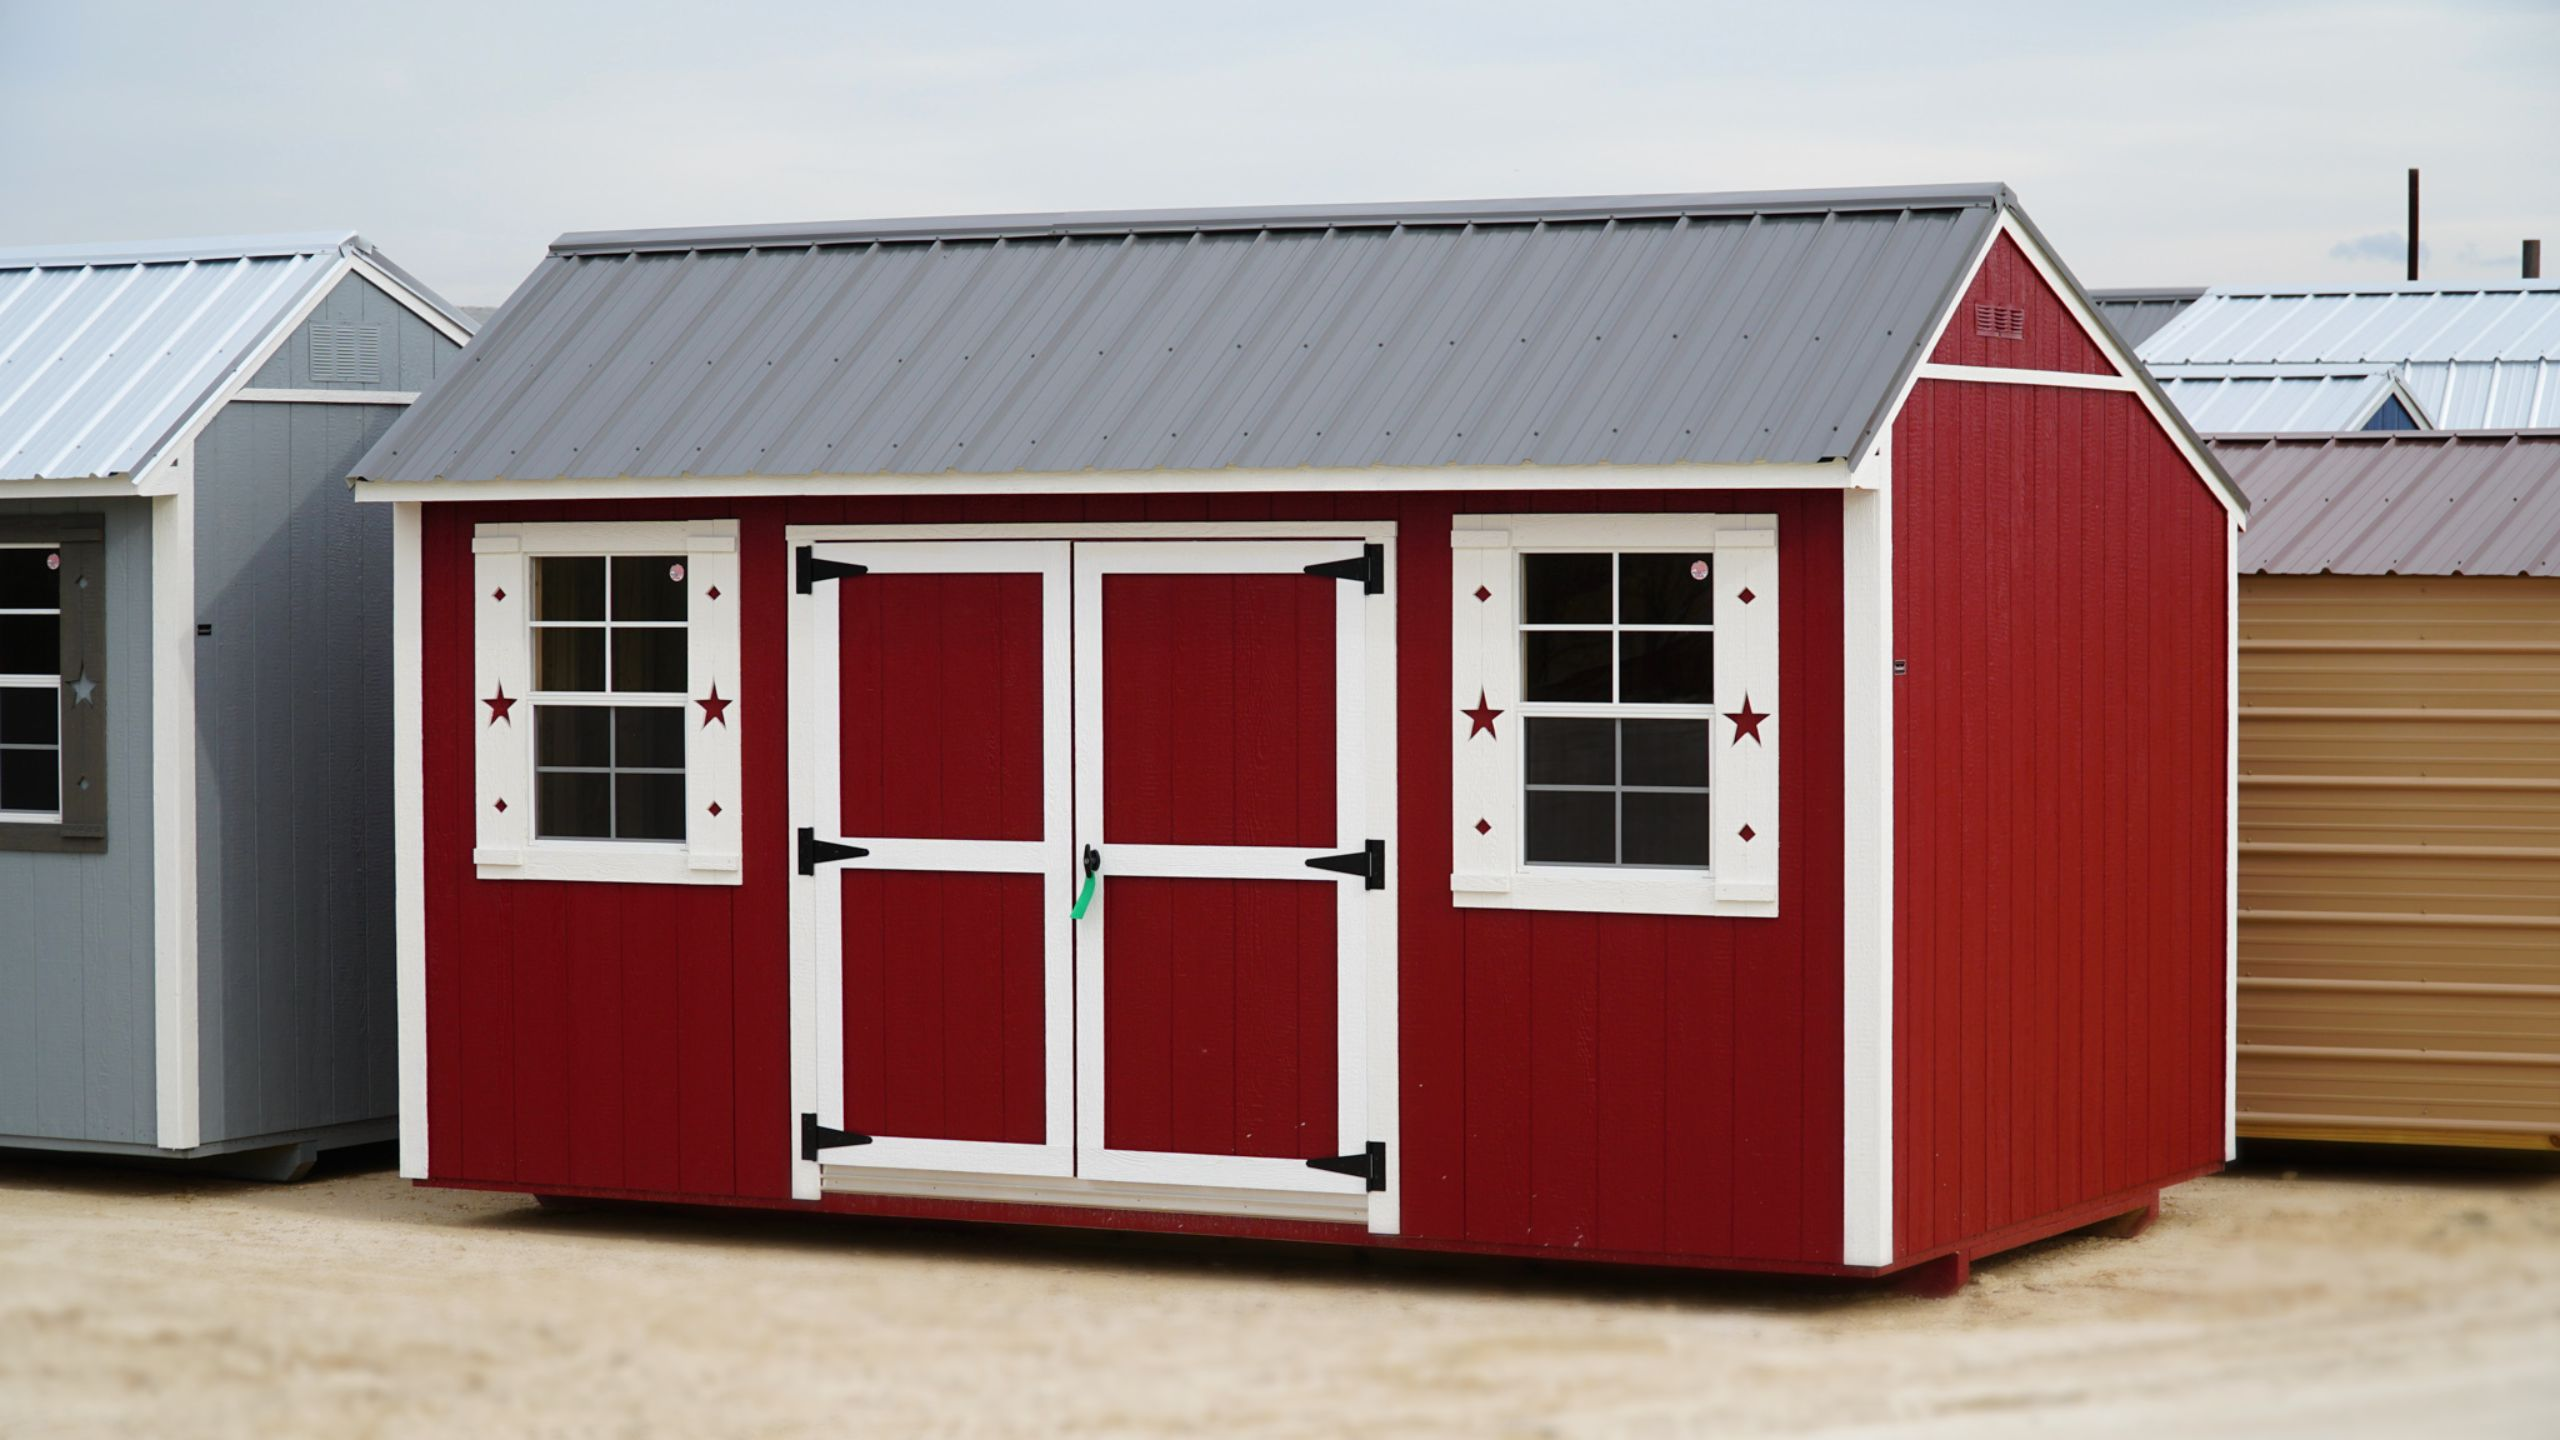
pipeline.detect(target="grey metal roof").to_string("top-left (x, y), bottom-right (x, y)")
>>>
top-left (2209, 430), bottom-right (2560, 576)
top-left (354, 187), bottom-right (2016, 485)
top-left (0, 232), bottom-right (471, 483)
top-left (2141, 282), bottom-right (2560, 429)
top-left (2089, 287), bottom-right (2201, 349)
top-left (2151, 363), bottom-right (2427, 434)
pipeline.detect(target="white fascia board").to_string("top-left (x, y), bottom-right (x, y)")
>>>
top-left (351, 461), bottom-right (1852, 504)
top-left (0, 476), bottom-right (156, 497)
top-left (150, 471), bottom-right (201, 1150)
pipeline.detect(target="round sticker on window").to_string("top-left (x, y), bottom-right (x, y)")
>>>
top-left (47, 552), bottom-right (61, 571)
top-left (1689, 559), bottom-right (1708, 581)
top-left (668, 563), bottom-right (686, 583)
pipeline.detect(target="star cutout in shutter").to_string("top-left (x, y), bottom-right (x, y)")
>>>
top-left (483, 682), bottom-right (516, 726)
top-left (70, 670), bottom-right (96, 706)
top-left (1462, 690), bottom-right (1503, 739)
top-left (1725, 694), bottom-right (1768, 746)
top-left (696, 682), bottom-right (731, 728)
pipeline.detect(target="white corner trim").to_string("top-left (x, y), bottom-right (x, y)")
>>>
top-left (231, 388), bottom-right (420, 405)
top-left (2225, 513), bottom-right (2240, 1161)
top-left (1911, 363), bottom-right (2139, 392)
top-left (352, 461), bottom-right (1854, 505)
top-left (149, 476), bottom-right (201, 1150)
top-left (1840, 449), bottom-right (1894, 1267)
top-left (392, 502), bottom-right (429, 1178)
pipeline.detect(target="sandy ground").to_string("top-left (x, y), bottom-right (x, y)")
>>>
top-left (1, 1149), bottom-right (2555, 1439)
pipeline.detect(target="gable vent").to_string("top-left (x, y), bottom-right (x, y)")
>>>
top-left (1973, 303), bottom-right (2026, 340)
top-left (309, 323), bottom-right (386, 383)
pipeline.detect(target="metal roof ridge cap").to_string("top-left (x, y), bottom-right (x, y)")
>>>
top-left (0, 231), bottom-right (361, 268)
top-left (547, 184), bottom-right (2016, 256)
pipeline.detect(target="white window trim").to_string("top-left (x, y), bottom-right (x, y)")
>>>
top-left (0, 539), bottom-right (65, 824)
top-left (472, 519), bottom-right (742, 886)
top-left (1451, 513), bottom-right (1779, 920)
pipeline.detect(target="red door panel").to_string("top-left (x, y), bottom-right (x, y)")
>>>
top-left (839, 571), bottom-right (1046, 841)
top-left (1101, 876), bottom-right (1339, 1158)
top-left (1101, 572), bottom-right (1337, 848)
top-left (839, 869), bottom-right (1047, 1145)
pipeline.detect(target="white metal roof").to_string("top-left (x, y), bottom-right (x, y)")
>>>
top-left (2139, 281), bottom-right (2560, 429)
top-left (2149, 363), bottom-right (2427, 434)
top-left (0, 232), bottom-right (468, 483)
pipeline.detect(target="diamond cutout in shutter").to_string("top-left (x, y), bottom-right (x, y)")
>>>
top-left (494, 798), bottom-right (508, 814)
top-left (707, 801), bottom-right (723, 817)
top-left (1738, 823), bottom-right (1754, 842)
top-left (1473, 585), bottom-right (1491, 602)
top-left (1474, 818), bottom-right (1491, 835)
top-left (1737, 586), bottom-right (1755, 605)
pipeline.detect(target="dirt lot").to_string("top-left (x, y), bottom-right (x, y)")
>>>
top-left (1, 1149), bottom-right (2554, 1439)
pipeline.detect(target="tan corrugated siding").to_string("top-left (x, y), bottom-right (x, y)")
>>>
top-left (2238, 573), bottom-right (2560, 1147)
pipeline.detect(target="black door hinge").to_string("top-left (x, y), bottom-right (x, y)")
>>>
top-left (1302, 543), bottom-right (1384, 594)
top-left (1307, 1141), bottom-right (1387, 1191)
top-left (801, 1112), bottom-right (873, 1159)
top-left (1305, 838), bottom-right (1386, 890)
top-left (795, 545), bottom-right (869, 594)
top-left (797, 827), bottom-right (870, 876)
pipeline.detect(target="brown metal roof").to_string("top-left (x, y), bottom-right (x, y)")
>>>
top-left (2210, 430), bottom-right (2560, 577)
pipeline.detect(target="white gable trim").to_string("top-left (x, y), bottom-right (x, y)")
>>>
top-left (344, 253), bottom-right (475, 347)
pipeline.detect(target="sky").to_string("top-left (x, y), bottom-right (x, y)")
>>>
top-left (2, 1), bottom-right (2555, 307)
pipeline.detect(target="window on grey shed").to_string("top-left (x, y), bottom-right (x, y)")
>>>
top-left (0, 517), bottom-right (107, 851)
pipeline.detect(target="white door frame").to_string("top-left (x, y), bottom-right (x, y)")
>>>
top-left (785, 521), bottom-right (1401, 1234)
top-left (789, 540), bottom-right (1075, 1183)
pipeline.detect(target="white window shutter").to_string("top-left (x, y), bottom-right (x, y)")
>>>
top-left (472, 535), bottom-right (529, 867)
top-left (685, 535), bottom-right (742, 872)
top-left (1449, 530), bottom-right (1513, 893)
top-left (1711, 528), bottom-right (1779, 904)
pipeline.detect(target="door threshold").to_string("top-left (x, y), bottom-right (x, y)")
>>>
top-left (819, 1164), bottom-right (1371, 1225)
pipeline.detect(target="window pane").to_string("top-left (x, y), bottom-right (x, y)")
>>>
top-left (1522, 630), bottom-right (1610, 703)
top-left (1619, 631), bottom-right (1713, 704)
top-left (1619, 553), bottom-right (1713, 626)
top-left (533, 556), bottom-right (605, 621)
top-left (615, 773), bottom-right (686, 841)
top-left (1622, 791), bottom-right (1711, 867)
top-left (1525, 717), bottom-right (1614, 786)
top-left (610, 556), bottom-right (688, 622)
top-left (1622, 719), bottom-right (1711, 789)
top-left (0, 550), bottom-right (58, 610)
top-left (534, 705), bottom-right (611, 768)
top-left (611, 627), bottom-right (686, 693)
top-left (0, 685), bottom-right (57, 745)
top-left (0, 615), bottom-right (60, 676)
top-left (534, 628), bottom-right (606, 692)
top-left (1, 747), bottom-right (60, 813)
top-left (614, 705), bottom-right (685, 770)
top-left (536, 771), bottom-right (612, 839)
top-left (1524, 788), bottom-right (1614, 864)
top-left (1522, 553), bottom-right (1610, 624)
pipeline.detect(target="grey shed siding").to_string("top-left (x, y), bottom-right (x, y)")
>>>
top-left (356, 191), bottom-right (2003, 484)
top-left (0, 496), bottom-right (154, 1146)
top-left (191, 394), bottom-right (421, 1143)
top-left (247, 274), bottom-right (466, 394)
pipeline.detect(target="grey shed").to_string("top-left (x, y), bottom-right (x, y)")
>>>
top-left (0, 232), bottom-right (471, 1176)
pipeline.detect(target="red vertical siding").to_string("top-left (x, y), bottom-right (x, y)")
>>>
top-left (1890, 380), bottom-right (2228, 1260)
top-left (420, 488), bottom-right (1846, 1268)
top-left (1926, 233), bottom-right (2114, 375)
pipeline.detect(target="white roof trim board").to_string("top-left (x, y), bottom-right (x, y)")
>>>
top-left (0, 232), bottom-right (471, 484)
top-left (2140, 281), bottom-right (2560, 430)
top-left (2150, 363), bottom-right (2431, 434)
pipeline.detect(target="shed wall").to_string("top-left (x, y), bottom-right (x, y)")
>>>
top-left (0, 496), bottom-right (155, 1146)
top-left (192, 398), bottom-right (411, 1144)
top-left (1890, 378), bottom-right (2230, 1259)
top-left (416, 489), bottom-right (1848, 1266)
top-left (2236, 573), bottom-right (2560, 1147)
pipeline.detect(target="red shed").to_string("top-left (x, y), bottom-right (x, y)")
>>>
top-left (352, 185), bottom-right (2243, 1290)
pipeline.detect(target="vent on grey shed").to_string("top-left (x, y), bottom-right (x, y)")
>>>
top-left (309, 323), bottom-right (385, 382)
top-left (1974, 304), bottom-right (2026, 340)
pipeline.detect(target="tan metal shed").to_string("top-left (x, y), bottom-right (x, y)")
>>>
top-left (2211, 431), bottom-right (2560, 1151)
